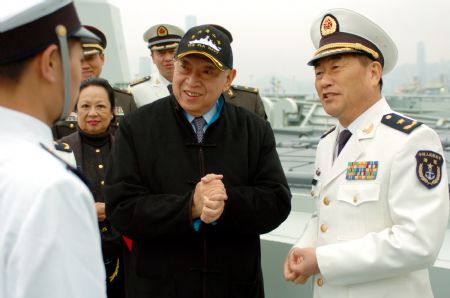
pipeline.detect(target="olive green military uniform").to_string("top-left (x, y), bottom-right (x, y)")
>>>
top-left (223, 85), bottom-right (267, 119)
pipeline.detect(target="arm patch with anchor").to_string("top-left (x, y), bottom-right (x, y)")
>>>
top-left (381, 113), bottom-right (422, 134)
top-left (415, 150), bottom-right (443, 189)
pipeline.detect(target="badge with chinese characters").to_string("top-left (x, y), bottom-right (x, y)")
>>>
top-left (416, 150), bottom-right (443, 189)
top-left (346, 161), bottom-right (378, 180)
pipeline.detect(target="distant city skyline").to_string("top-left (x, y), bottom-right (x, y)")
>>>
top-left (110, 0), bottom-right (450, 86)
top-left (75, 0), bottom-right (450, 94)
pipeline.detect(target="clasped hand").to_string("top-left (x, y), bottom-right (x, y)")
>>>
top-left (192, 173), bottom-right (228, 224)
top-left (283, 247), bottom-right (320, 284)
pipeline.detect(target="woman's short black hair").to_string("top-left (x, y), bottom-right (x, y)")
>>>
top-left (79, 77), bottom-right (115, 111)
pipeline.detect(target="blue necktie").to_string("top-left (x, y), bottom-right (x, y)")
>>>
top-left (338, 129), bottom-right (352, 156)
top-left (192, 116), bottom-right (207, 231)
top-left (193, 117), bottom-right (206, 143)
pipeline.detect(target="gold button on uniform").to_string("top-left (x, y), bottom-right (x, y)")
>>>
top-left (323, 197), bottom-right (330, 205)
top-left (98, 164), bottom-right (104, 169)
top-left (69, 123), bottom-right (74, 128)
top-left (316, 278), bottom-right (324, 287)
top-left (95, 149), bottom-right (100, 153)
top-left (101, 180), bottom-right (104, 186)
top-left (320, 224), bottom-right (328, 233)
top-left (310, 190), bottom-right (315, 197)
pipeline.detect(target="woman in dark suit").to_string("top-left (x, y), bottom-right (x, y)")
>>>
top-left (60, 78), bottom-right (124, 298)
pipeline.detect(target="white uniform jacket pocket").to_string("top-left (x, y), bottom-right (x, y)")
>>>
top-left (336, 183), bottom-right (383, 240)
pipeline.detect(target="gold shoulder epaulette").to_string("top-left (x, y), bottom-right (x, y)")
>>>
top-left (321, 125), bottom-right (336, 139)
top-left (130, 76), bottom-right (151, 87)
top-left (231, 85), bottom-right (259, 94)
top-left (113, 86), bottom-right (131, 95)
top-left (53, 141), bottom-right (72, 153)
top-left (381, 113), bottom-right (422, 134)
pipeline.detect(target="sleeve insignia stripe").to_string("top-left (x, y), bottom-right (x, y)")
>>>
top-left (415, 150), bottom-right (443, 189)
top-left (381, 113), bottom-right (422, 134)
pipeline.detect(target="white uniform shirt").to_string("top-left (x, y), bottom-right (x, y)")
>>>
top-left (0, 107), bottom-right (106, 298)
top-left (130, 72), bottom-right (170, 108)
top-left (294, 98), bottom-right (449, 298)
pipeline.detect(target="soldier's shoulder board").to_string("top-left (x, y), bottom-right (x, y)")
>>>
top-left (321, 125), bottom-right (336, 139)
top-left (130, 76), bottom-right (151, 87)
top-left (231, 85), bottom-right (259, 94)
top-left (55, 120), bottom-right (77, 128)
top-left (54, 141), bottom-right (72, 153)
top-left (381, 113), bottom-right (422, 134)
top-left (113, 86), bottom-right (132, 95)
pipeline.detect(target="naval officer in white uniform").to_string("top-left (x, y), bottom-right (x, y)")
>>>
top-left (284, 8), bottom-right (449, 298)
top-left (0, 1), bottom-right (106, 297)
top-left (130, 24), bottom-right (185, 107)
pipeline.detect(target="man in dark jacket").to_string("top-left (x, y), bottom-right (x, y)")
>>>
top-left (105, 24), bottom-right (291, 298)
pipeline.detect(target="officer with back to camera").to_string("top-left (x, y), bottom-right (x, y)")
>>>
top-left (0, 1), bottom-right (106, 297)
top-left (131, 23), bottom-right (267, 119)
top-left (284, 8), bottom-right (449, 298)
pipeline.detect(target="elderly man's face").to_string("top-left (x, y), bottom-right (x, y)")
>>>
top-left (81, 52), bottom-right (104, 80)
top-left (172, 55), bottom-right (236, 117)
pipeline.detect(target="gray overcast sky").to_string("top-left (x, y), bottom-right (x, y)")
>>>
top-left (111, 0), bottom-right (450, 84)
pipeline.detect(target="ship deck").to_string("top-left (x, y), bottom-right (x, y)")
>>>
top-left (260, 96), bottom-right (450, 297)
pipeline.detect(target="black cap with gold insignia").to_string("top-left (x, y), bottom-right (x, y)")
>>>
top-left (175, 24), bottom-right (233, 71)
top-left (0, 0), bottom-right (99, 65)
top-left (143, 24), bottom-right (185, 51)
top-left (381, 113), bottom-right (423, 134)
top-left (82, 25), bottom-right (107, 56)
top-left (308, 8), bottom-right (398, 74)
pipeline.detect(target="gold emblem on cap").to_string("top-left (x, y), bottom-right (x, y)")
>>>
top-left (157, 26), bottom-right (168, 37)
top-left (321, 15), bottom-right (337, 37)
